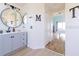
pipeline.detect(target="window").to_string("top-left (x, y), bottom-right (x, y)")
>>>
top-left (57, 22), bottom-right (65, 40)
top-left (58, 22), bottom-right (65, 31)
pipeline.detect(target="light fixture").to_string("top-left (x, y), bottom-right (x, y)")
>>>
top-left (4, 3), bottom-right (20, 10)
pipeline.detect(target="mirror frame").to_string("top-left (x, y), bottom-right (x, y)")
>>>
top-left (0, 8), bottom-right (23, 28)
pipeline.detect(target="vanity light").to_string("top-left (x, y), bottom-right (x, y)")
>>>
top-left (4, 3), bottom-right (20, 10)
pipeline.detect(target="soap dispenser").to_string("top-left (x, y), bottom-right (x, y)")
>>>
top-left (13, 27), bottom-right (15, 32)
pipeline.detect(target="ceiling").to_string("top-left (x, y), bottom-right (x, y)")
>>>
top-left (10, 3), bottom-right (65, 14)
top-left (45, 3), bottom-right (65, 14)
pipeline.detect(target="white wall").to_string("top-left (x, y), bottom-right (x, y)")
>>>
top-left (44, 13), bottom-right (53, 44)
top-left (65, 3), bottom-right (79, 56)
top-left (24, 4), bottom-right (50, 49)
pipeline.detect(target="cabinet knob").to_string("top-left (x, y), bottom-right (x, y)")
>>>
top-left (10, 36), bottom-right (14, 38)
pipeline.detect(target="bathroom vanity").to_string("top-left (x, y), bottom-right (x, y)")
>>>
top-left (0, 4), bottom-right (28, 56)
top-left (0, 32), bottom-right (27, 56)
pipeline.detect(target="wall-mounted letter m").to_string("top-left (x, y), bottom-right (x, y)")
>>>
top-left (36, 14), bottom-right (41, 21)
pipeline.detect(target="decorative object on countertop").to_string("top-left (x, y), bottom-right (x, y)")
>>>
top-left (12, 27), bottom-right (15, 32)
top-left (6, 27), bottom-right (11, 33)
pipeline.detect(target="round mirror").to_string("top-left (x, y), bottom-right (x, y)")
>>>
top-left (0, 8), bottom-right (22, 28)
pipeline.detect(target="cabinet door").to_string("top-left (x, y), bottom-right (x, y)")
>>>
top-left (24, 32), bottom-right (27, 46)
top-left (0, 35), bottom-right (4, 56)
top-left (15, 32), bottom-right (26, 48)
top-left (20, 32), bottom-right (27, 47)
top-left (12, 32), bottom-right (27, 50)
top-left (3, 34), bottom-right (12, 55)
top-left (17, 33), bottom-right (24, 48)
top-left (12, 33), bottom-right (22, 50)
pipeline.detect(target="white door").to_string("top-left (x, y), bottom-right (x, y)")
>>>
top-left (66, 4), bottom-right (79, 56)
top-left (25, 14), bottom-right (45, 49)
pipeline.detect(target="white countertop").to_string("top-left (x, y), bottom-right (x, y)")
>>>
top-left (0, 31), bottom-right (27, 35)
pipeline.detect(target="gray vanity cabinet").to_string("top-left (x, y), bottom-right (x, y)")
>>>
top-left (0, 32), bottom-right (27, 56)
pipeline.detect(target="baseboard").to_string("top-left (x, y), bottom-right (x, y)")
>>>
top-left (44, 39), bottom-right (52, 47)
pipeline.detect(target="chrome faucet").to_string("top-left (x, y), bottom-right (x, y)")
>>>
top-left (6, 27), bottom-right (11, 33)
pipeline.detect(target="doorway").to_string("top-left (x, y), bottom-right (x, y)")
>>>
top-left (46, 11), bottom-right (65, 55)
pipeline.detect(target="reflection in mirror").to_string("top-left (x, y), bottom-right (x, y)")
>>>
top-left (23, 14), bottom-right (28, 24)
top-left (0, 8), bottom-right (22, 28)
top-left (22, 14), bottom-right (28, 28)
